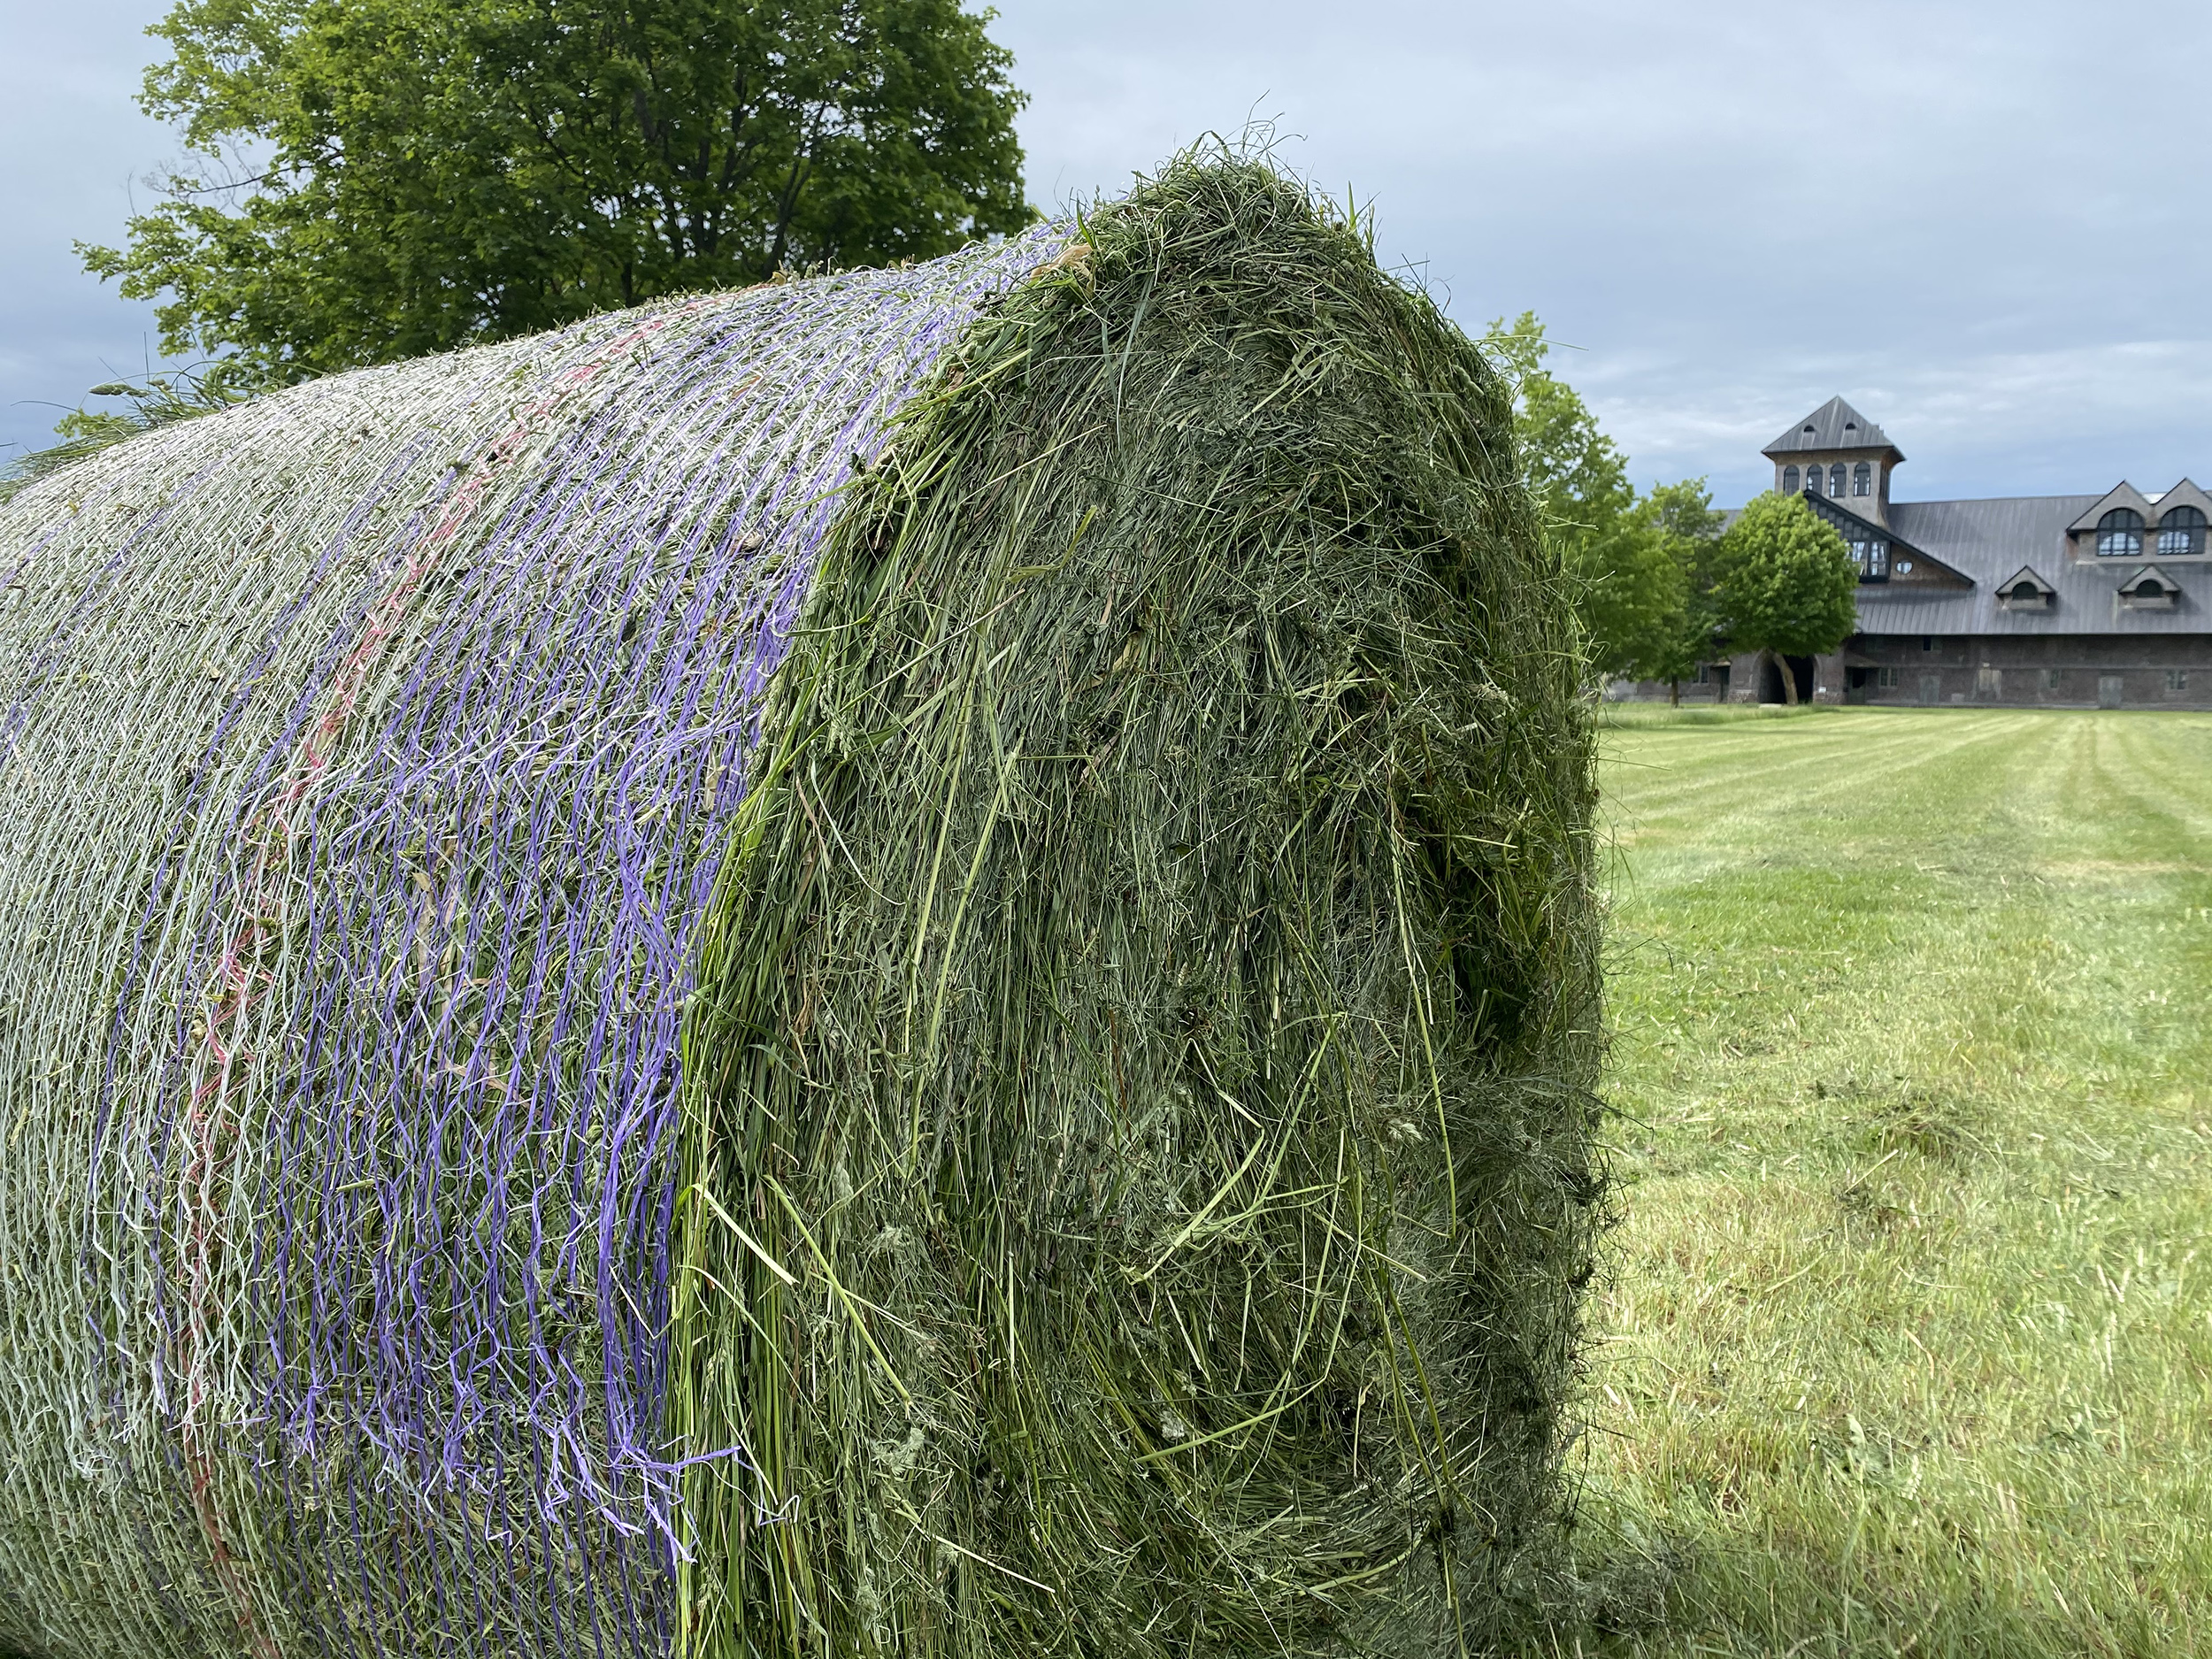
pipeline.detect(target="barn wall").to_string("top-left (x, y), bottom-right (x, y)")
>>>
top-left (1846, 633), bottom-right (2212, 708)
top-left (1610, 634), bottom-right (2212, 709)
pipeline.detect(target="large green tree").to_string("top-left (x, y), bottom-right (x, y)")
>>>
top-left (1713, 490), bottom-right (1861, 705)
top-left (1487, 312), bottom-right (1689, 686)
top-left (1632, 478), bottom-right (1727, 703)
top-left (1571, 516), bottom-right (1687, 686)
top-left (81, 0), bottom-right (1031, 388)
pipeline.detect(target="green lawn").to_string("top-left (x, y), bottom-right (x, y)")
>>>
top-left (1531, 708), bottom-right (2212, 1657)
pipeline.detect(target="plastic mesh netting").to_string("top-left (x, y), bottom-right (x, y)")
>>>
top-left (0, 228), bottom-right (1064, 1659)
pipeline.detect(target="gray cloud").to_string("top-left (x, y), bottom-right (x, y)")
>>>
top-left (6, 0), bottom-right (2206, 505)
top-left (992, 0), bottom-right (2212, 504)
top-left (0, 0), bottom-right (178, 462)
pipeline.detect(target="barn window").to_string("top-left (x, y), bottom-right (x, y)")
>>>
top-left (1877, 666), bottom-right (1898, 688)
top-left (1853, 462), bottom-right (1872, 496)
top-left (2168, 670), bottom-right (2191, 692)
top-left (1829, 464), bottom-right (1847, 497)
top-left (2097, 508), bottom-right (2144, 556)
top-left (2119, 568), bottom-right (2177, 610)
top-left (2156, 504), bottom-right (2205, 555)
top-left (1783, 465), bottom-right (1800, 493)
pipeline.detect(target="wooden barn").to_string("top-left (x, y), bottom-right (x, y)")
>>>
top-left (1640, 397), bottom-right (2212, 708)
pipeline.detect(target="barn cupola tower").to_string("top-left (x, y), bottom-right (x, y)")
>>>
top-left (1762, 396), bottom-right (1904, 529)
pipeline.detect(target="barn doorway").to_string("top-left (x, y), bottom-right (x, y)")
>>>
top-left (1759, 653), bottom-right (1815, 704)
top-left (2099, 673), bottom-right (2124, 709)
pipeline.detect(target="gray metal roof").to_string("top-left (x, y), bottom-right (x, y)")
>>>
top-left (1801, 488), bottom-right (1964, 581)
top-left (1855, 495), bottom-right (2212, 636)
top-left (2065, 477), bottom-right (2212, 532)
top-left (2065, 481), bottom-right (2156, 533)
top-left (1762, 396), bottom-right (1901, 460)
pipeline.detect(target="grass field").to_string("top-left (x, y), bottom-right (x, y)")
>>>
top-left (1530, 708), bottom-right (2212, 1657)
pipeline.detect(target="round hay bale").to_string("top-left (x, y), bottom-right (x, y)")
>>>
top-left (0, 155), bottom-right (1601, 1659)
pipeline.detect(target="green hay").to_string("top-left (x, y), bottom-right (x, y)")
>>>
top-left (672, 151), bottom-right (1603, 1657)
top-left (0, 148), bottom-right (1599, 1659)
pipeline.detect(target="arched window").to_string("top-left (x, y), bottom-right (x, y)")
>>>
top-left (1853, 461), bottom-right (1872, 496)
top-left (2097, 508), bottom-right (2144, 556)
top-left (2156, 503), bottom-right (2205, 555)
top-left (1783, 465), bottom-right (1800, 493)
top-left (1829, 464), bottom-right (1847, 497)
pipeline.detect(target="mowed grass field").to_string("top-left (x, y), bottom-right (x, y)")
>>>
top-left (1532, 709), bottom-right (2212, 1657)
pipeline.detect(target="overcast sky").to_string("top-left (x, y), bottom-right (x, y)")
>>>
top-left (4, 0), bottom-right (2206, 505)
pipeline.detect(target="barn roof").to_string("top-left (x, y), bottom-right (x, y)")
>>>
top-left (1856, 495), bottom-right (2212, 635)
top-left (1762, 396), bottom-right (1901, 461)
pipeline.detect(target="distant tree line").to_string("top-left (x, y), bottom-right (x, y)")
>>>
top-left (1487, 315), bottom-right (1859, 703)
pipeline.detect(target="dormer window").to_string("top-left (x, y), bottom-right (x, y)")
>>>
top-left (1829, 464), bottom-right (1846, 498)
top-left (1853, 461), bottom-right (1871, 496)
top-left (2097, 508), bottom-right (2144, 557)
top-left (2156, 504), bottom-right (2205, 555)
top-left (1998, 568), bottom-right (2054, 611)
top-left (1783, 465), bottom-right (1800, 493)
top-left (2117, 565), bottom-right (2177, 610)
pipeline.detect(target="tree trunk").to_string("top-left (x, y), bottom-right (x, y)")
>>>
top-left (1668, 678), bottom-right (1681, 706)
top-left (1778, 649), bottom-right (1800, 706)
